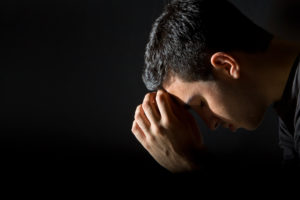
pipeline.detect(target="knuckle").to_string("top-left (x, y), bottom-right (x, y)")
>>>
top-left (147, 135), bottom-right (156, 144)
top-left (144, 93), bottom-right (151, 101)
top-left (131, 122), bottom-right (137, 133)
top-left (161, 119), bottom-right (172, 129)
top-left (156, 92), bottom-right (165, 103)
top-left (144, 142), bottom-right (151, 150)
top-left (142, 101), bottom-right (151, 111)
top-left (135, 114), bottom-right (143, 123)
top-left (134, 105), bottom-right (142, 116)
top-left (137, 104), bottom-right (142, 110)
top-left (131, 127), bottom-right (136, 133)
top-left (135, 105), bottom-right (140, 112)
top-left (152, 124), bottom-right (164, 135)
top-left (157, 89), bottom-right (163, 95)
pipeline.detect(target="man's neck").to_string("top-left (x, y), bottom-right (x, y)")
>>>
top-left (258, 37), bottom-right (300, 107)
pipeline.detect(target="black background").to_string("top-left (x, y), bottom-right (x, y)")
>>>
top-left (1, 0), bottom-right (300, 182)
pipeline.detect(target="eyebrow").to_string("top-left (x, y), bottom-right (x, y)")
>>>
top-left (159, 88), bottom-right (193, 110)
top-left (186, 96), bottom-right (193, 105)
top-left (183, 103), bottom-right (191, 110)
top-left (183, 97), bottom-right (193, 110)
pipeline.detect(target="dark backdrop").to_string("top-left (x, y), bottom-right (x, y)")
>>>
top-left (1, 0), bottom-right (300, 180)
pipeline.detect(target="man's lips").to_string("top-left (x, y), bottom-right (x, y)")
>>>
top-left (229, 124), bottom-right (234, 131)
top-left (219, 120), bottom-right (236, 132)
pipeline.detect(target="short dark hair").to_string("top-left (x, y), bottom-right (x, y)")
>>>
top-left (142, 0), bottom-right (273, 91)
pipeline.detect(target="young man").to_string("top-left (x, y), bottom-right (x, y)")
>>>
top-left (131, 0), bottom-right (300, 173)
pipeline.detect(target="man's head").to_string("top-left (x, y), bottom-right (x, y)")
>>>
top-left (142, 0), bottom-right (274, 131)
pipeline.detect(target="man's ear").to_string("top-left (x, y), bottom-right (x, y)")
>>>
top-left (210, 52), bottom-right (240, 79)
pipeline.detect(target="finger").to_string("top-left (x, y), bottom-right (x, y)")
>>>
top-left (135, 104), bottom-right (150, 134)
top-left (162, 90), bottom-right (177, 113)
top-left (131, 120), bottom-right (146, 142)
top-left (142, 93), bottom-right (160, 125)
top-left (162, 89), bottom-right (188, 116)
top-left (149, 92), bottom-right (161, 119)
top-left (168, 93), bottom-right (187, 116)
top-left (156, 90), bottom-right (174, 121)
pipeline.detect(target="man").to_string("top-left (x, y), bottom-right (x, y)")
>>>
top-left (131, 0), bottom-right (300, 173)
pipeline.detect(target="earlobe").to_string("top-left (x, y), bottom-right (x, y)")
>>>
top-left (210, 52), bottom-right (240, 79)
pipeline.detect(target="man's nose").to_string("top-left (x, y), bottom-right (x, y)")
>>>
top-left (198, 113), bottom-right (219, 131)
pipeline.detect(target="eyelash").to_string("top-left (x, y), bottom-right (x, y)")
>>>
top-left (184, 104), bottom-right (191, 110)
top-left (184, 101), bottom-right (205, 110)
top-left (200, 101), bottom-right (205, 108)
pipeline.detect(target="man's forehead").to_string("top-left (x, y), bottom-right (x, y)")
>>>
top-left (161, 85), bottom-right (195, 106)
top-left (161, 75), bottom-right (206, 106)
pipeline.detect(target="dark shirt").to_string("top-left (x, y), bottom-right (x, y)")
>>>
top-left (273, 54), bottom-right (300, 168)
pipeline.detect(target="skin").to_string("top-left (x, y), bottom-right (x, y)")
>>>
top-left (131, 37), bottom-right (300, 172)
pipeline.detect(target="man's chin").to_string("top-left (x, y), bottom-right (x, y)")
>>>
top-left (229, 124), bottom-right (238, 132)
top-left (243, 123), bottom-right (261, 131)
top-left (243, 117), bottom-right (265, 131)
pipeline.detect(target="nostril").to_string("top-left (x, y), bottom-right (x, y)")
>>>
top-left (214, 121), bottom-right (219, 129)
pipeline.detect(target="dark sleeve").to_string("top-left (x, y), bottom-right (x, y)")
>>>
top-left (293, 105), bottom-right (300, 167)
top-left (278, 117), bottom-right (300, 168)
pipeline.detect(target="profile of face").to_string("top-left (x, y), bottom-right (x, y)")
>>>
top-left (163, 52), bottom-right (268, 132)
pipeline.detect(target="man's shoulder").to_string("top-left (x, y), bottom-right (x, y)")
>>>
top-left (273, 54), bottom-right (300, 123)
top-left (273, 54), bottom-right (300, 167)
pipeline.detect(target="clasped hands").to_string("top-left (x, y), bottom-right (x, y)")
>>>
top-left (131, 90), bottom-right (205, 173)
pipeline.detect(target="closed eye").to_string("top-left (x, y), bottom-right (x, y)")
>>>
top-left (200, 101), bottom-right (205, 108)
top-left (183, 103), bottom-right (191, 110)
top-left (184, 101), bottom-right (205, 111)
